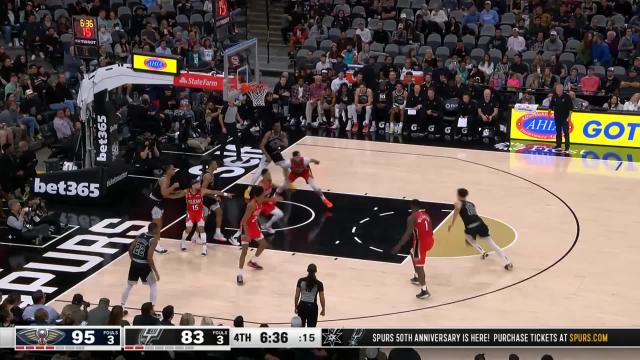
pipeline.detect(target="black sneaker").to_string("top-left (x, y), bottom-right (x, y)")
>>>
top-left (410, 276), bottom-right (420, 285)
top-left (236, 275), bottom-right (244, 286)
top-left (416, 289), bottom-right (431, 299)
top-left (505, 263), bottom-right (514, 271)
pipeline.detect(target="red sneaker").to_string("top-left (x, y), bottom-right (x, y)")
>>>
top-left (351, 122), bottom-right (359, 132)
top-left (248, 260), bottom-right (263, 270)
top-left (363, 123), bottom-right (369, 133)
top-left (322, 198), bottom-right (333, 208)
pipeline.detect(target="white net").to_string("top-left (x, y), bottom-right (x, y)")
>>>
top-left (244, 85), bottom-right (269, 106)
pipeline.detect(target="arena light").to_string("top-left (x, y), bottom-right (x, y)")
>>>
top-left (131, 52), bottom-right (181, 76)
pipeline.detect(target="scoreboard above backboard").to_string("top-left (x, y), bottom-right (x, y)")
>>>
top-left (215, 0), bottom-right (230, 26)
top-left (72, 16), bottom-right (99, 58)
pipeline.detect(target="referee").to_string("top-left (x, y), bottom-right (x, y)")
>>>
top-left (294, 264), bottom-right (325, 327)
top-left (548, 83), bottom-right (574, 151)
top-left (217, 96), bottom-right (244, 162)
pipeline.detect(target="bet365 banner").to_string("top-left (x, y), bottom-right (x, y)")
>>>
top-left (510, 109), bottom-right (640, 148)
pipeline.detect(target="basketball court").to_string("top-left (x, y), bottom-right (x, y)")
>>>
top-left (48, 136), bottom-right (639, 329)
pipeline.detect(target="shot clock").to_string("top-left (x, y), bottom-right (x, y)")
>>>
top-left (15, 326), bottom-right (121, 351)
top-left (72, 16), bottom-right (99, 58)
top-left (230, 328), bottom-right (321, 348)
top-left (124, 327), bottom-right (230, 351)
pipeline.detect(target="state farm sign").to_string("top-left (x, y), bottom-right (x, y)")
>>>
top-left (173, 72), bottom-right (237, 91)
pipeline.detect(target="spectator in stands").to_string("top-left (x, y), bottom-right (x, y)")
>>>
top-left (507, 28), bottom-right (526, 53)
top-left (605, 30), bottom-right (619, 60)
top-left (463, 6), bottom-right (480, 34)
top-left (479, 1), bottom-right (499, 27)
top-left (87, 298), bottom-right (111, 326)
top-left (428, 4), bottom-right (448, 35)
top-left (161, 305), bottom-right (175, 325)
top-left (577, 32), bottom-right (594, 65)
top-left (289, 22), bottom-right (309, 57)
top-left (6, 199), bottom-right (49, 244)
top-left (529, 31), bottom-right (545, 53)
top-left (16, 141), bottom-right (36, 182)
top-left (510, 53), bottom-right (529, 76)
top-left (603, 95), bottom-right (624, 110)
top-left (618, 28), bottom-right (635, 66)
top-left (564, 67), bottom-right (581, 91)
top-left (22, 290), bottom-right (59, 324)
top-left (133, 302), bottom-right (160, 325)
top-left (543, 30), bottom-right (564, 55)
top-left (372, 21), bottom-right (390, 44)
top-left (0, 305), bottom-right (13, 327)
top-left (61, 294), bottom-right (89, 325)
top-left (342, 44), bottom-right (358, 65)
top-left (356, 22), bottom-right (372, 47)
top-left (623, 93), bottom-right (640, 111)
top-left (332, 10), bottom-right (350, 34)
top-left (180, 313), bottom-right (196, 325)
top-left (50, 74), bottom-right (76, 114)
top-left (4, 74), bottom-right (21, 102)
top-left (98, 25), bottom-right (113, 47)
top-left (392, 23), bottom-right (408, 46)
top-left (306, 76), bottom-right (326, 126)
top-left (0, 101), bottom-right (27, 143)
top-left (592, 33), bottom-right (612, 67)
top-left (490, 28), bottom-right (508, 54)
top-left (309, 18), bottom-right (328, 43)
top-left (1, 2), bottom-right (19, 48)
top-left (108, 305), bottom-right (129, 326)
top-left (603, 67), bottom-right (621, 95)
top-left (380, 0), bottom-right (397, 20)
top-left (32, 309), bottom-right (49, 325)
top-left (541, 66), bottom-right (558, 89)
top-left (580, 67), bottom-right (601, 94)
top-left (506, 71), bottom-right (522, 90)
top-left (155, 40), bottom-right (172, 56)
top-left (290, 76), bottom-right (310, 124)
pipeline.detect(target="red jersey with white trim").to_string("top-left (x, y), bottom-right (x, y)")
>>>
top-left (413, 209), bottom-right (433, 244)
top-left (290, 156), bottom-right (310, 174)
top-left (259, 178), bottom-right (277, 214)
top-left (186, 189), bottom-right (204, 222)
top-left (246, 198), bottom-right (263, 227)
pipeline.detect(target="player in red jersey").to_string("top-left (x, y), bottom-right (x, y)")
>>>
top-left (258, 168), bottom-right (284, 234)
top-left (279, 151), bottom-right (333, 208)
top-left (392, 199), bottom-right (435, 299)
top-left (237, 185), bottom-right (268, 285)
top-left (177, 179), bottom-right (231, 256)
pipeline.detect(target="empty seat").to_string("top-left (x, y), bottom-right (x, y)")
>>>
top-left (501, 12), bottom-right (515, 25)
top-left (477, 36), bottom-right (491, 50)
top-left (435, 46), bottom-right (450, 59)
top-left (450, 10), bottom-right (464, 23)
top-left (371, 42), bottom-right (385, 53)
top-left (426, 33), bottom-right (442, 49)
top-left (319, 40), bottom-right (334, 52)
top-left (385, 44), bottom-right (400, 57)
top-left (328, 28), bottom-right (341, 42)
top-left (383, 20), bottom-right (397, 32)
top-left (401, 44), bottom-right (417, 55)
top-left (470, 48), bottom-right (485, 63)
top-left (397, 0), bottom-right (411, 8)
top-left (428, 0), bottom-right (442, 8)
top-left (36, 9), bottom-right (51, 21)
top-left (488, 48), bottom-right (502, 63)
top-left (462, 34), bottom-right (476, 53)
top-left (351, 18), bottom-right (366, 29)
top-left (400, 8), bottom-right (414, 21)
top-left (559, 52), bottom-right (575, 67)
top-left (352, 6), bottom-right (366, 18)
top-left (522, 50), bottom-right (535, 65)
top-left (542, 51), bottom-right (555, 62)
top-left (590, 14), bottom-right (607, 29)
top-left (394, 55), bottom-right (406, 66)
top-left (54, 8), bottom-right (69, 21)
top-left (322, 16), bottom-right (334, 28)
top-left (302, 38), bottom-right (318, 51)
top-left (411, 0), bottom-right (426, 9)
top-left (176, 14), bottom-right (189, 28)
top-left (480, 25), bottom-right (495, 37)
top-left (190, 14), bottom-right (204, 28)
top-left (443, 34), bottom-right (458, 51)
top-left (565, 39), bottom-right (580, 53)
top-left (592, 65), bottom-right (605, 78)
top-left (442, 0), bottom-right (458, 10)
top-left (500, 24), bottom-right (512, 35)
top-left (572, 64), bottom-right (586, 75)
top-left (368, 18), bottom-right (379, 30)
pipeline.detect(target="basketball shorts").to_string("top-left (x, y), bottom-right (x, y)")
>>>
top-left (411, 236), bottom-right (434, 267)
top-left (186, 212), bottom-right (205, 228)
top-left (150, 199), bottom-right (164, 220)
top-left (261, 201), bottom-right (277, 215)
top-left (242, 223), bottom-right (264, 243)
top-left (288, 169), bottom-right (312, 183)
top-left (465, 222), bottom-right (490, 239)
top-left (128, 262), bottom-right (155, 284)
top-left (267, 151), bottom-right (285, 164)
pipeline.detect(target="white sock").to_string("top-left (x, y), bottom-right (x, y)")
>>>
top-left (215, 228), bottom-right (223, 235)
top-left (484, 236), bottom-right (511, 265)
top-left (121, 283), bottom-right (134, 306)
top-left (252, 254), bottom-right (260, 264)
top-left (238, 269), bottom-right (244, 276)
top-left (149, 282), bottom-right (158, 305)
top-left (421, 285), bottom-right (427, 291)
top-left (200, 232), bottom-right (207, 245)
top-left (181, 231), bottom-right (188, 240)
top-left (413, 273), bottom-right (418, 278)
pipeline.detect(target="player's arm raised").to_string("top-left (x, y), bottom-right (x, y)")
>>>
top-left (161, 179), bottom-right (184, 199)
top-left (148, 237), bottom-right (160, 282)
top-left (448, 201), bottom-right (462, 232)
top-left (202, 189), bottom-right (232, 198)
top-left (260, 131), bottom-right (273, 162)
top-left (392, 214), bottom-right (416, 254)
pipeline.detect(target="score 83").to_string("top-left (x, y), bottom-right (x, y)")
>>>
top-left (180, 329), bottom-right (226, 345)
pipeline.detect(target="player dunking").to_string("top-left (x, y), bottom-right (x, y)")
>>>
top-left (246, 122), bottom-right (289, 199)
top-left (121, 223), bottom-right (160, 307)
top-left (448, 188), bottom-right (514, 270)
top-left (149, 164), bottom-right (183, 254)
top-left (392, 199), bottom-right (434, 299)
top-left (237, 186), bottom-right (268, 286)
top-left (178, 178), bottom-right (232, 255)
top-left (200, 159), bottom-right (228, 243)
top-left (278, 151), bottom-right (333, 208)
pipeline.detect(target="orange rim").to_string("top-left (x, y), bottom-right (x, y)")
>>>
top-left (240, 83), bottom-right (269, 94)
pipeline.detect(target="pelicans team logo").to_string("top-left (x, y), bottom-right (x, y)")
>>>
top-left (17, 328), bottom-right (66, 345)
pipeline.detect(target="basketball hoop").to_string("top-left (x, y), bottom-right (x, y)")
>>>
top-left (240, 83), bottom-right (270, 107)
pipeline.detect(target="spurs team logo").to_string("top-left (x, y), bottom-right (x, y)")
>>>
top-left (322, 328), bottom-right (343, 347)
top-left (138, 328), bottom-right (164, 345)
top-left (349, 329), bottom-right (366, 346)
top-left (17, 328), bottom-right (66, 345)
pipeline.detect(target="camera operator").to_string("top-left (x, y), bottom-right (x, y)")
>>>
top-left (6, 199), bottom-right (51, 244)
top-left (178, 117), bottom-right (211, 152)
top-left (204, 101), bottom-right (223, 139)
top-left (135, 134), bottom-right (162, 172)
top-left (25, 197), bottom-right (62, 235)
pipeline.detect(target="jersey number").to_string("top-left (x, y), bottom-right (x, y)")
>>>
top-left (133, 241), bottom-right (146, 257)
top-left (191, 204), bottom-right (200, 211)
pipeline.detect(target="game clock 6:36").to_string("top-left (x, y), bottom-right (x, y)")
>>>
top-left (73, 16), bottom-right (98, 46)
top-left (230, 328), bottom-right (321, 348)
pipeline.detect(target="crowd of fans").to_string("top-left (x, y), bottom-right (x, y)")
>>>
top-left (277, 0), bottom-right (640, 139)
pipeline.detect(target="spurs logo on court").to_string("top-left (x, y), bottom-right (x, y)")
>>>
top-left (138, 328), bottom-right (164, 345)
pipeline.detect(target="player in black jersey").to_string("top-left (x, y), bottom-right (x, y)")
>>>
top-left (149, 164), bottom-right (183, 254)
top-left (373, 81), bottom-right (391, 132)
top-left (121, 223), bottom-right (161, 307)
top-left (354, 83), bottom-right (373, 133)
top-left (200, 159), bottom-right (229, 243)
top-left (448, 188), bottom-right (513, 270)
top-left (389, 83), bottom-right (407, 134)
top-left (320, 87), bottom-right (334, 127)
top-left (246, 121), bottom-right (289, 197)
